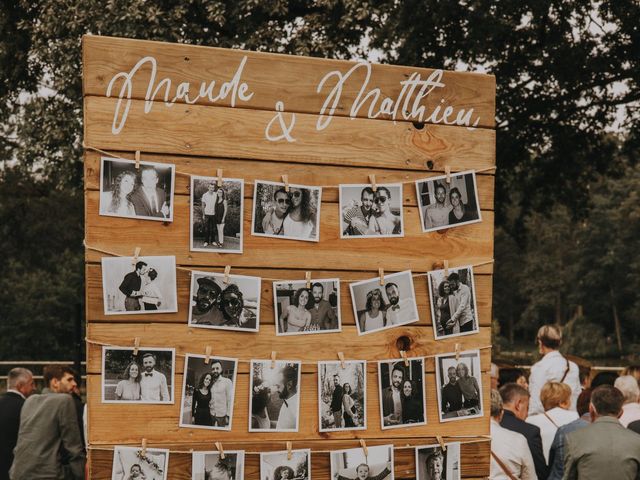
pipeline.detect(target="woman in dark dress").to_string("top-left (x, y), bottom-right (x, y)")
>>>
top-left (214, 187), bottom-right (228, 248)
top-left (401, 380), bottom-right (423, 423)
top-left (436, 280), bottom-right (454, 336)
top-left (191, 372), bottom-right (213, 426)
top-left (342, 383), bottom-right (356, 428)
top-left (448, 187), bottom-right (474, 225)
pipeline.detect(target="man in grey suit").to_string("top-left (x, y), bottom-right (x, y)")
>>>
top-left (564, 384), bottom-right (640, 480)
top-left (10, 365), bottom-right (85, 480)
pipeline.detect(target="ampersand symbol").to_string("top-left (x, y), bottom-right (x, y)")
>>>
top-left (265, 101), bottom-right (296, 142)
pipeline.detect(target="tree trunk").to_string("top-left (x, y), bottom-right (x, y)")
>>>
top-left (610, 286), bottom-right (623, 352)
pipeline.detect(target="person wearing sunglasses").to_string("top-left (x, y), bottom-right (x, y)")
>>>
top-left (367, 187), bottom-right (401, 236)
top-left (262, 188), bottom-right (290, 235)
top-left (220, 284), bottom-right (256, 329)
top-left (282, 187), bottom-right (316, 239)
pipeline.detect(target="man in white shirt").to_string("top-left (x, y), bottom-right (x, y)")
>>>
top-left (209, 360), bottom-right (233, 427)
top-left (384, 282), bottom-right (418, 326)
top-left (490, 389), bottom-right (537, 480)
top-left (275, 364), bottom-right (299, 431)
top-left (201, 182), bottom-right (218, 246)
top-left (447, 273), bottom-right (474, 333)
top-left (528, 325), bottom-right (580, 415)
top-left (424, 183), bottom-right (450, 230)
top-left (140, 353), bottom-right (170, 402)
top-left (614, 375), bottom-right (640, 427)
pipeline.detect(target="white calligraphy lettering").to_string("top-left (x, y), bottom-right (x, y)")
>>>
top-left (265, 101), bottom-right (296, 142)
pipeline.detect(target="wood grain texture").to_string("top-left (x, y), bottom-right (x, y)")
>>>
top-left (84, 150), bottom-right (496, 208)
top-left (84, 96), bottom-right (496, 172)
top-left (88, 439), bottom-right (490, 479)
top-left (85, 263), bottom-right (493, 325)
top-left (83, 35), bottom-right (495, 129)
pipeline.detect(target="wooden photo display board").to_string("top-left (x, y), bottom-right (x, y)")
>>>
top-left (83, 35), bottom-right (495, 479)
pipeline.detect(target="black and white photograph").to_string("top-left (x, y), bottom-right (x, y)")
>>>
top-left (415, 171), bottom-right (481, 233)
top-left (251, 180), bottom-right (322, 242)
top-left (427, 266), bottom-right (479, 340)
top-left (190, 175), bottom-right (244, 254)
top-left (339, 184), bottom-right (403, 238)
top-left (102, 347), bottom-right (175, 404)
top-left (99, 157), bottom-right (175, 222)
top-left (249, 360), bottom-right (301, 432)
top-left (191, 450), bottom-right (244, 480)
top-left (330, 444), bottom-right (394, 480)
top-left (318, 360), bottom-right (366, 432)
top-left (378, 357), bottom-right (426, 429)
top-left (260, 449), bottom-right (311, 480)
top-left (415, 443), bottom-right (461, 480)
top-left (188, 270), bottom-right (261, 332)
top-left (349, 270), bottom-right (419, 335)
top-left (179, 354), bottom-right (238, 431)
top-left (111, 445), bottom-right (169, 480)
top-left (435, 349), bottom-right (483, 422)
top-left (273, 279), bottom-right (341, 335)
top-left (101, 255), bottom-right (177, 315)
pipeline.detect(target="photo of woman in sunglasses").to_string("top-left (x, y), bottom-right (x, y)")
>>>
top-left (339, 184), bottom-right (404, 238)
top-left (252, 180), bottom-right (322, 242)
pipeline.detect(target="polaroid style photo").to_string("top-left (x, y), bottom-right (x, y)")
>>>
top-left (349, 270), bottom-right (419, 335)
top-left (378, 357), bottom-right (426, 429)
top-left (330, 444), bottom-right (394, 480)
top-left (102, 346), bottom-right (175, 404)
top-left (260, 449), bottom-right (311, 480)
top-left (191, 450), bottom-right (244, 480)
top-left (435, 349), bottom-right (484, 422)
top-left (101, 255), bottom-right (177, 315)
top-left (427, 265), bottom-right (480, 340)
top-left (179, 354), bottom-right (238, 431)
top-left (273, 278), bottom-right (341, 335)
top-left (318, 360), bottom-right (366, 432)
top-left (416, 442), bottom-right (461, 480)
top-left (415, 170), bottom-right (482, 233)
top-left (111, 445), bottom-right (169, 480)
top-left (190, 175), bottom-right (244, 254)
top-left (249, 360), bottom-right (302, 432)
top-left (339, 183), bottom-right (404, 238)
top-left (99, 156), bottom-right (175, 222)
top-left (188, 270), bottom-right (261, 332)
top-left (251, 180), bottom-right (322, 242)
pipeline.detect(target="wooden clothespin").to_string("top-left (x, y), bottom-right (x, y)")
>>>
top-left (282, 175), bottom-right (290, 192)
top-left (286, 441), bottom-right (293, 460)
top-left (455, 343), bottom-right (461, 361)
top-left (271, 351), bottom-right (277, 369)
top-left (204, 345), bottom-right (212, 364)
top-left (134, 151), bottom-right (141, 169)
top-left (378, 268), bottom-right (385, 286)
top-left (369, 174), bottom-right (377, 193)
top-left (305, 271), bottom-right (312, 289)
top-left (131, 247), bottom-right (141, 266)
top-left (133, 337), bottom-right (140, 356)
top-left (215, 441), bottom-right (225, 459)
top-left (443, 259), bottom-right (449, 277)
top-left (223, 265), bottom-right (231, 284)
top-left (338, 352), bottom-right (346, 369)
top-left (444, 166), bottom-right (451, 184)
top-left (360, 439), bottom-right (368, 457)
top-left (437, 435), bottom-right (447, 451)
top-left (140, 438), bottom-right (148, 457)
top-left (400, 350), bottom-right (409, 367)
top-left (216, 168), bottom-right (223, 187)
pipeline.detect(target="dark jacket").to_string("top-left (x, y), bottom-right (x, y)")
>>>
top-left (130, 186), bottom-right (167, 218)
top-left (0, 392), bottom-right (25, 480)
top-left (330, 384), bottom-right (344, 412)
top-left (501, 409), bottom-right (548, 480)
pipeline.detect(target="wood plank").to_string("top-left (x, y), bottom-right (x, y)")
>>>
top-left (82, 35), bottom-right (495, 129)
top-left (84, 96), bottom-right (496, 172)
top-left (88, 439), bottom-right (490, 479)
top-left (84, 150), bottom-right (496, 208)
top-left (86, 370), bottom-right (490, 443)
top-left (85, 263), bottom-right (493, 325)
top-left (84, 192), bottom-right (495, 272)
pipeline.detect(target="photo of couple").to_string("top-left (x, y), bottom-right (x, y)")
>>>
top-left (249, 360), bottom-right (301, 432)
top-left (427, 266), bottom-right (480, 339)
top-left (190, 176), bottom-right (244, 254)
top-left (415, 443), bottom-right (461, 480)
top-left (378, 358), bottom-right (426, 429)
top-left (435, 350), bottom-right (484, 422)
top-left (340, 184), bottom-right (403, 238)
top-left (273, 279), bottom-right (341, 335)
top-left (102, 347), bottom-right (175, 404)
top-left (101, 256), bottom-right (177, 315)
top-left (330, 445), bottom-right (394, 480)
top-left (252, 180), bottom-right (322, 242)
top-left (318, 360), bottom-right (366, 432)
top-left (188, 270), bottom-right (261, 332)
top-left (111, 446), bottom-right (169, 480)
top-left (99, 157), bottom-right (175, 222)
top-left (415, 171), bottom-right (481, 233)
top-left (191, 450), bottom-right (244, 480)
top-left (260, 449), bottom-right (310, 480)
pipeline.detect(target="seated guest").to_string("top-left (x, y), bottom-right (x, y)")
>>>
top-left (489, 389), bottom-right (536, 480)
top-left (614, 375), bottom-right (640, 427)
top-left (576, 370), bottom-right (619, 421)
top-left (526, 382), bottom-right (578, 462)
top-left (621, 365), bottom-right (640, 383)
top-left (500, 383), bottom-right (548, 480)
top-left (628, 419), bottom-right (640, 435)
top-left (564, 385), bottom-right (640, 479)
top-left (498, 368), bottom-right (529, 390)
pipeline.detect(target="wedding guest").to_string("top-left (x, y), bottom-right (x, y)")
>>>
top-left (214, 187), bottom-right (228, 248)
top-left (334, 462), bottom-right (392, 480)
top-left (457, 363), bottom-right (480, 408)
top-left (614, 375), bottom-right (640, 427)
top-left (330, 375), bottom-right (344, 429)
top-left (118, 261), bottom-right (148, 311)
top-left (191, 277), bottom-right (224, 325)
top-left (435, 280), bottom-right (454, 336)
top-left (447, 272), bottom-right (474, 333)
top-left (262, 188), bottom-right (289, 235)
top-left (341, 383), bottom-right (357, 427)
top-left (309, 282), bottom-right (337, 330)
top-left (220, 284), bottom-right (253, 329)
top-left (498, 368), bottom-right (529, 390)
top-left (343, 187), bottom-right (375, 236)
top-left (140, 268), bottom-right (162, 310)
top-left (547, 417), bottom-right (589, 480)
top-left (106, 171), bottom-right (136, 216)
top-left (200, 181), bottom-right (219, 247)
top-left (382, 363), bottom-right (404, 426)
top-left (359, 289), bottom-right (387, 333)
top-left (191, 372), bottom-right (213, 426)
top-left (401, 379), bottom-right (423, 423)
top-left (384, 282), bottom-right (415, 326)
top-left (442, 366), bottom-right (463, 413)
top-left (274, 365), bottom-right (299, 430)
top-left (283, 187), bottom-right (315, 238)
top-left (281, 288), bottom-right (312, 333)
top-left (424, 183), bottom-right (449, 230)
top-left (140, 353), bottom-right (170, 402)
top-left (209, 360), bottom-right (233, 428)
top-left (368, 187), bottom-right (401, 235)
top-left (621, 365), bottom-right (640, 383)
top-left (130, 167), bottom-right (169, 218)
top-left (115, 361), bottom-right (141, 401)
top-left (448, 187), bottom-right (475, 225)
